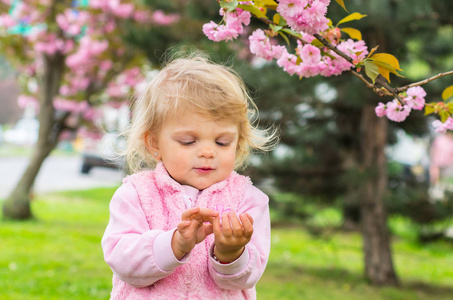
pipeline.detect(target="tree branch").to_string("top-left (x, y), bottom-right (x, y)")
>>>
top-left (256, 16), bottom-right (452, 103)
top-left (396, 70), bottom-right (453, 93)
top-left (313, 33), bottom-right (354, 64)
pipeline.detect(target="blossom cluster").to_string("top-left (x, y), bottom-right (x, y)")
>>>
top-left (56, 9), bottom-right (89, 36)
top-left (277, 0), bottom-right (331, 35)
top-left (106, 67), bottom-right (144, 99)
top-left (432, 118), bottom-right (453, 133)
top-left (374, 86), bottom-right (426, 122)
top-left (203, 1), bottom-right (451, 131)
top-left (249, 30), bottom-right (368, 78)
top-left (203, 1), bottom-right (368, 80)
top-left (0, 0), bottom-right (179, 132)
top-left (203, 6), bottom-right (251, 42)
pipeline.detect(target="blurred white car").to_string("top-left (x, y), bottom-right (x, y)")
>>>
top-left (80, 132), bottom-right (126, 174)
top-left (4, 117), bottom-right (39, 145)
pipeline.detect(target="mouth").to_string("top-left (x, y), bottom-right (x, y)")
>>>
top-left (194, 167), bottom-right (214, 174)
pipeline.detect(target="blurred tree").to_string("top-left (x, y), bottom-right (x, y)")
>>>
top-left (0, 0), bottom-right (178, 219)
top-left (203, 0), bottom-right (453, 286)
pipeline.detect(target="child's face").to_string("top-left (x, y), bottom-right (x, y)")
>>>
top-left (151, 112), bottom-right (239, 190)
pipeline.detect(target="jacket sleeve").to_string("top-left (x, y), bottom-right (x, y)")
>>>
top-left (101, 183), bottom-right (188, 288)
top-left (208, 185), bottom-right (271, 290)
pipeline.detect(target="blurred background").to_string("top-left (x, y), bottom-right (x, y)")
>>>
top-left (1, 0), bottom-right (453, 299)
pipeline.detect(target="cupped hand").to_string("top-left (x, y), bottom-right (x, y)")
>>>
top-left (172, 207), bottom-right (219, 260)
top-left (212, 212), bottom-right (254, 263)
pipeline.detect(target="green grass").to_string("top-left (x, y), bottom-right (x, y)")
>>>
top-left (0, 143), bottom-right (78, 157)
top-left (1, 188), bottom-right (453, 299)
top-left (0, 188), bottom-right (115, 300)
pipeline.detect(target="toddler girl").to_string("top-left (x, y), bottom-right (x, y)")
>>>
top-left (101, 54), bottom-right (277, 299)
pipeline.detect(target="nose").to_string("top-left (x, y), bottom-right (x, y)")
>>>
top-left (197, 143), bottom-right (215, 158)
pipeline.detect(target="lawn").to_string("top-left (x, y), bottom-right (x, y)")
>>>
top-left (1, 188), bottom-right (453, 299)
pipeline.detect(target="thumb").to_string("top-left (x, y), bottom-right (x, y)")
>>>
top-left (203, 223), bottom-right (213, 236)
top-left (177, 220), bottom-right (191, 232)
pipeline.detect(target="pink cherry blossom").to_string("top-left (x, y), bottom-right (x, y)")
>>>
top-left (56, 9), bottom-right (89, 36)
top-left (17, 94), bottom-right (39, 109)
top-left (203, 22), bottom-right (233, 42)
top-left (110, 3), bottom-right (135, 19)
top-left (54, 98), bottom-right (87, 112)
top-left (151, 10), bottom-right (180, 25)
top-left (106, 83), bottom-right (128, 98)
top-left (337, 39), bottom-right (368, 64)
top-left (0, 14), bottom-right (16, 27)
top-left (276, 49), bottom-right (299, 76)
top-left (100, 60), bottom-right (113, 71)
top-left (89, 0), bottom-right (109, 10)
top-left (404, 86), bottom-right (426, 110)
top-left (299, 44), bottom-right (321, 65)
top-left (386, 99), bottom-right (411, 122)
top-left (435, 117), bottom-right (453, 133)
top-left (83, 107), bottom-right (102, 121)
top-left (297, 64), bottom-right (321, 78)
top-left (203, 7), bottom-right (251, 42)
top-left (249, 29), bottom-right (285, 61)
top-left (375, 102), bottom-right (387, 117)
top-left (277, 0), bottom-right (330, 35)
top-left (301, 33), bottom-right (316, 43)
top-left (432, 120), bottom-right (447, 133)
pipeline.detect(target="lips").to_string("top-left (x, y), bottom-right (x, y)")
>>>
top-left (195, 167), bottom-right (214, 174)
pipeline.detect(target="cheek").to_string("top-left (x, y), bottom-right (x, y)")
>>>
top-left (223, 148), bottom-right (237, 166)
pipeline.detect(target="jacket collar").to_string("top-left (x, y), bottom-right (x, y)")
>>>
top-left (154, 162), bottom-right (232, 195)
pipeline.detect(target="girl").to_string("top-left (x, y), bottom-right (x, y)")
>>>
top-left (101, 54), bottom-right (277, 299)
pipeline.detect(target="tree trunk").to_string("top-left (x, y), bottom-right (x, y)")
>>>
top-left (2, 53), bottom-right (65, 220)
top-left (359, 104), bottom-right (399, 286)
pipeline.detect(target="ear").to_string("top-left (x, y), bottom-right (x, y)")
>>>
top-left (144, 132), bottom-right (161, 160)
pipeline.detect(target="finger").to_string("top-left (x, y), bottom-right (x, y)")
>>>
top-left (181, 207), bottom-right (200, 221)
top-left (246, 213), bottom-right (254, 225)
top-left (212, 216), bottom-right (221, 236)
top-left (198, 208), bottom-right (219, 219)
top-left (221, 213), bottom-right (232, 237)
top-left (239, 213), bottom-right (254, 239)
top-left (229, 212), bottom-right (244, 237)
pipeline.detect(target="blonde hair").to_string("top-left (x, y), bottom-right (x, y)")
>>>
top-left (124, 52), bottom-right (278, 173)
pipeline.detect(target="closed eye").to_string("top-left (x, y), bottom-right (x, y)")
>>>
top-left (216, 141), bottom-right (231, 147)
top-left (178, 140), bottom-right (195, 146)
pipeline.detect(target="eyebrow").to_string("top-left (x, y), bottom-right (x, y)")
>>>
top-left (172, 130), bottom-right (238, 138)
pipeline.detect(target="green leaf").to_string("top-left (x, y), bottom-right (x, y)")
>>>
top-left (237, 3), bottom-right (267, 18)
top-left (279, 31), bottom-right (290, 45)
top-left (424, 106), bottom-right (435, 116)
top-left (372, 60), bottom-right (404, 83)
top-left (254, 0), bottom-right (278, 10)
top-left (341, 27), bottom-right (362, 40)
top-left (367, 46), bottom-right (379, 59)
top-left (371, 53), bottom-right (403, 71)
top-left (447, 103), bottom-right (453, 111)
top-left (281, 28), bottom-right (302, 38)
top-left (270, 24), bottom-right (283, 32)
top-left (364, 60), bottom-right (379, 84)
top-left (442, 85), bottom-right (453, 101)
top-left (273, 13), bottom-right (281, 25)
top-left (220, 0), bottom-right (239, 12)
top-left (334, 0), bottom-right (348, 12)
top-left (337, 12), bottom-right (367, 26)
top-left (311, 38), bottom-right (324, 48)
top-left (440, 110), bottom-right (450, 123)
top-left (377, 66), bottom-right (391, 83)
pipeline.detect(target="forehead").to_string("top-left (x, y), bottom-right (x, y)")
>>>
top-left (160, 111), bottom-right (239, 135)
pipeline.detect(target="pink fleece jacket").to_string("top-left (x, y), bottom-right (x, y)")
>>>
top-left (101, 163), bottom-right (271, 299)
